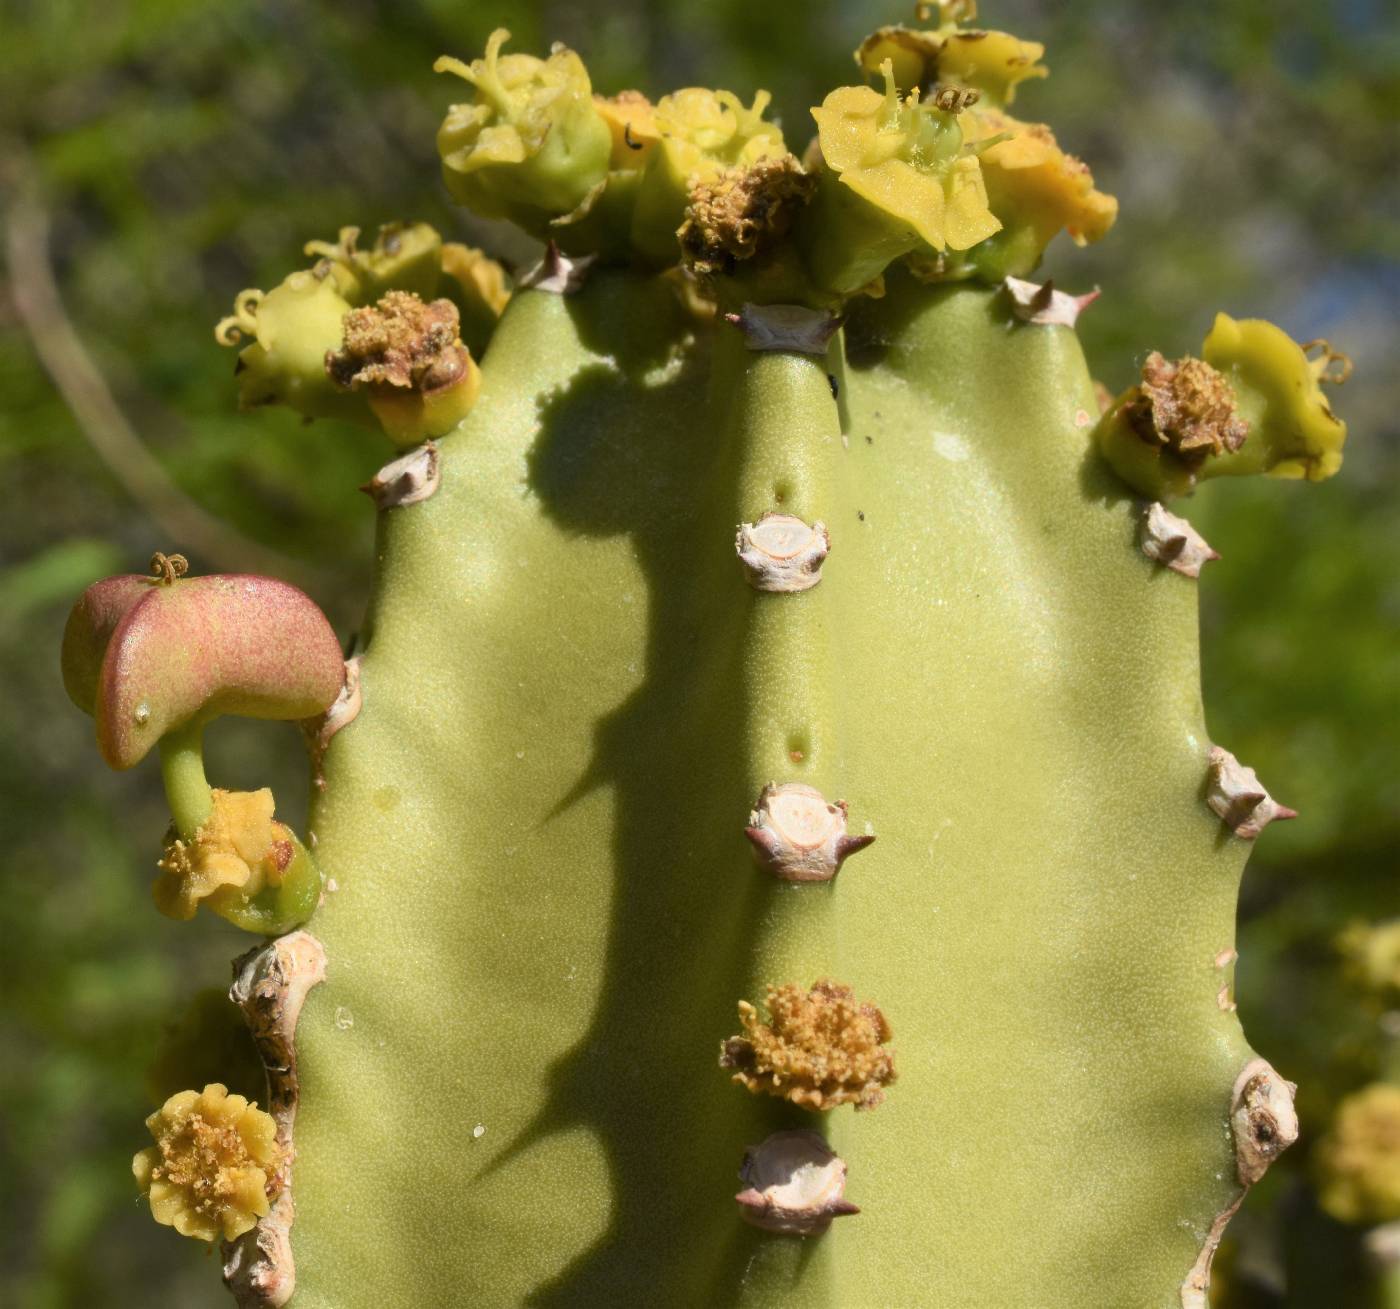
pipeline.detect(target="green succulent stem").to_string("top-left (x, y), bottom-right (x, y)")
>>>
top-left (158, 719), bottom-right (213, 840)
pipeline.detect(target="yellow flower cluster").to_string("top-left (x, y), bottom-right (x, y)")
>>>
top-left (1316, 1084), bottom-right (1400, 1226)
top-left (155, 788), bottom-right (292, 922)
top-left (133, 1083), bottom-right (281, 1242)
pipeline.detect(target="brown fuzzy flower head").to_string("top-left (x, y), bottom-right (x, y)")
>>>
top-left (132, 1083), bottom-right (281, 1242)
top-left (1126, 351), bottom-right (1249, 463)
top-left (326, 290), bottom-right (469, 395)
top-left (679, 154), bottom-right (816, 276)
top-left (720, 980), bottom-right (895, 1111)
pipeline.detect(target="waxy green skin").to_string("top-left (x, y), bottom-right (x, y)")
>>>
top-left (291, 270), bottom-right (1254, 1307)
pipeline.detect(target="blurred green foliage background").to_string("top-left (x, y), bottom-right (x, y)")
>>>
top-left (1, 0), bottom-right (1395, 1304)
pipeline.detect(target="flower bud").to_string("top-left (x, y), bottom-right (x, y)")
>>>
top-left (435, 29), bottom-right (612, 231)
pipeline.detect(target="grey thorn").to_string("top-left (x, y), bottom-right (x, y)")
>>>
top-left (736, 514), bottom-right (830, 593)
top-left (1003, 276), bottom-right (1101, 328)
top-left (724, 302), bottom-right (842, 355)
top-left (1206, 746), bottom-right (1297, 839)
top-left (360, 441), bottom-right (440, 510)
top-left (1141, 502), bottom-right (1219, 578)
top-left (745, 782), bottom-right (874, 882)
top-left (519, 241), bottom-right (597, 295)
top-left (735, 1130), bottom-right (859, 1236)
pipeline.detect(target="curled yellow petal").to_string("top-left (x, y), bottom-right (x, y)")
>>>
top-left (855, 23), bottom-right (1047, 106)
top-left (1203, 313), bottom-right (1348, 482)
top-left (962, 106), bottom-right (1117, 268)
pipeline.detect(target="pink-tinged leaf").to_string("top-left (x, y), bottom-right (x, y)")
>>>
top-left (88, 574), bottom-right (345, 769)
top-left (61, 574), bottom-right (154, 714)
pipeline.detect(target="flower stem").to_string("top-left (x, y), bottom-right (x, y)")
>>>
top-left (159, 720), bottom-right (213, 840)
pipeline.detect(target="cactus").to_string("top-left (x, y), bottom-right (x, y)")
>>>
top-left (58, 5), bottom-right (1362, 1306)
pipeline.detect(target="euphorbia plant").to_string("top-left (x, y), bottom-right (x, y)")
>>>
top-left (60, 4), bottom-right (1369, 1306)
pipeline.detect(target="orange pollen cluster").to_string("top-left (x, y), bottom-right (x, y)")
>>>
top-left (679, 155), bottom-right (815, 275)
top-left (720, 979), bottom-right (896, 1111)
top-left (327, 291), bottom-right (470, 394)
top-left (1128, 351), bottom-right (1249, 461)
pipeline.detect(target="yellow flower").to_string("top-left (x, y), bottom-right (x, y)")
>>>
top-left (629, 87), bottom-right (787, 265)
top-left (964, 107), bottom-right (1117, 252)
top-left (326, 290), bottom-right (481, 448)
top-left (133, 1083), bottom-right (281, 1242)
top-left (653, 88), bottom-right (784, 168)
top-left (1316, 1084), bottom-right (1400, 1226)
top-left (216, 272), bottom-right (362, 421)
top-left (154, 788), bottom-right (291, 922)
top-left (856, 25), bottom-right (1047, 107)
top-left (811, 60), bottom-right (1000, 255)
top-left (435, 29), bottom-right (612, 225)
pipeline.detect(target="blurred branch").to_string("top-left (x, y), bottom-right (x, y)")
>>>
top-left (2, 154), bottom-right (334, 588)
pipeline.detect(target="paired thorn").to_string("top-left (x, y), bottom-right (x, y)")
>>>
top-left (746, 782), bottom-right (874, 882)
top-left (519, 241), bottom-right (596, 295)
top-left (735, 1131), bottom-right (859, 1236)
top-left (736, 515), bottom-right (830, 592)
top-left (360, 442), bottom-right (441, 510)
top-left (1141, 502), bottom-right (1219, 578)
top-left (1003, 276), bottom-right (1100, 328)
top-left (1206, 746), bottom-right (1297, 839)
top-left (724, 302), bottom-right (843, 355)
